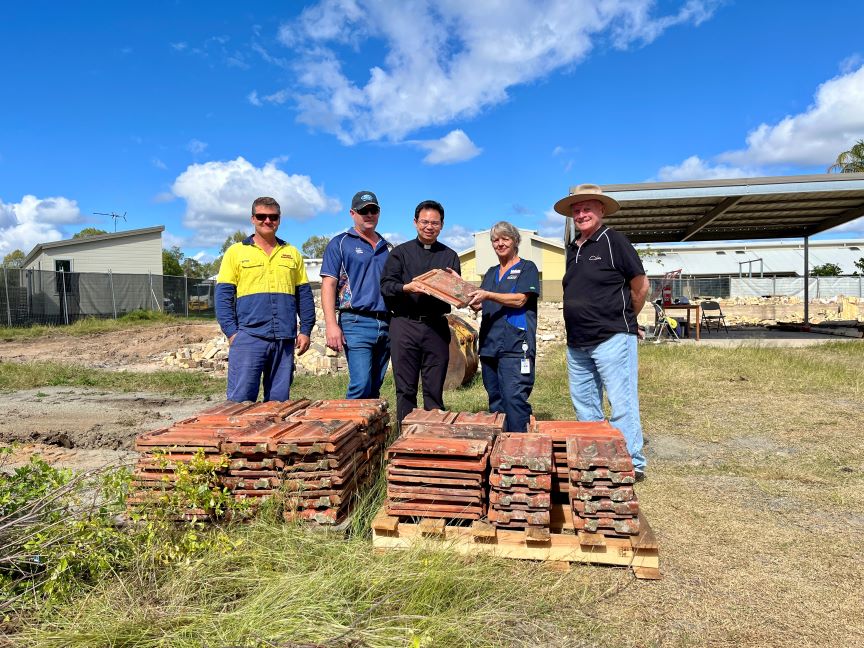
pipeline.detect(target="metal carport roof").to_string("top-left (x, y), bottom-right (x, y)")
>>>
top-left (575, 173), bottom-right (864, 244)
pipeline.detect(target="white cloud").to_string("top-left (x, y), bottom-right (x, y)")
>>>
top-left (248, 88), bottom-right (292, 107)
top-left (652, 64), bottom-right (864, 184)
top-left (192, 250), bottom-right (216, 263)
top-left (152, 157), bottom-right (168, 170)
top-left (0, 195), bottom-right (83, 255)
top-left (170, 42), bottom-right (188, 51)
top-left (186, 139), bottom-right (208, 155)
top-left (538, 208), bottom-right (566, 241)
top-left (278, 0), bottom-right (718, 144)
top-left (152, 191), bottom-right (175, 203)
top-left (654, 155), bottom-right (753, 182)
top-left (718, 64), bottom-right (864, 168)
top-left (381, 231), bottom-right (407, 245)
top-left (412, 129), bottom-right (481, 165)
top-left (171, 156), bottom-right (341, 245)
top-left (439, 224), bottom-right (476, 251)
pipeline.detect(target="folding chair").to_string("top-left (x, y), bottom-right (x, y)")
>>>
top-left (700, 300), bottom-right (729, 334)
top-left (651, 302), bottom-right (680, 342)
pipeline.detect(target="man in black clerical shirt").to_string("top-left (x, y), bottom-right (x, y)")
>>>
top-left (380, 199), bottom-right (461, 423)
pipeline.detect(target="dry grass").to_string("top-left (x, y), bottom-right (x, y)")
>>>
top-left (8, 338), bottom-right (864, 647)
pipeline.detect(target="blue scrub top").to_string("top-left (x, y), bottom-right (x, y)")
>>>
top-left (478, 259), bottom-right (540, 358)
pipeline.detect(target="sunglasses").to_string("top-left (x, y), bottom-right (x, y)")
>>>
top-left (253, 213), bottom-right (280, 222)
top-left (356, 205), bottom-right (380, 216)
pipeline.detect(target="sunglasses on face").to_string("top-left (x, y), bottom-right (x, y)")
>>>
top-left (356, 205), bottom-right (380, 216)
top-left (253, 213), bottom-right (280, 222)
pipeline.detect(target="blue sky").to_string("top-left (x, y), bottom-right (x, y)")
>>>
top-left (2, 1), bottom-right (864, 262)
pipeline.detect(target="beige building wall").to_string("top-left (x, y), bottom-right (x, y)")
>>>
top-left (458, 229), bottom-right (568, 300)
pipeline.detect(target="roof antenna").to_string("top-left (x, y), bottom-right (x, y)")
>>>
top-left (94, 211), bottom-right (128, 232)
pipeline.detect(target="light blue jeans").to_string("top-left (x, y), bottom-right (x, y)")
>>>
top-left (340, 312), bottom-right (391, 399)
top-left (566, 333), bottom-right (646, 472)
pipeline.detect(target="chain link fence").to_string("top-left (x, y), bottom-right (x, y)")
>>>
top-left (648, 275), bottom-right (864, 301)
top-left (0, 268), bottom-right (216, 327)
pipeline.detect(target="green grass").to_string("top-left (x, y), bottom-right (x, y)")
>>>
top-left (0, 362), bottom-right (225, 396)
top-left (0, 311), bottom-right (211, 341)
top-left (6, 339), bottom-right (864, 647)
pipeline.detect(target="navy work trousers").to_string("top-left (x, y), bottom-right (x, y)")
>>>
top-left (481, 355), bottom-right (535, 433)
top-left (226, 330), bottom-right (295, 402)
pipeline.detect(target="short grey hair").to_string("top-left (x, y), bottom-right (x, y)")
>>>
top-left (489, 221), bottom-right (521, 249)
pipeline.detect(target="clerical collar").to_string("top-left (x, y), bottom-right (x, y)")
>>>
top-left (423, 244), bottom-right (431, 249)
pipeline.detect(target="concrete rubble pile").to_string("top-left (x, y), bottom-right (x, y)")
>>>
top-left (487, 433), bottom-right (554, 539)
top-left (129, 398), bottom-right (389, 524)
top-left (385, 409), bottom-right (503, 520)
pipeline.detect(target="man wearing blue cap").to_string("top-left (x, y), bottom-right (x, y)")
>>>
top-left (321, 190), bottom-right (393, 399)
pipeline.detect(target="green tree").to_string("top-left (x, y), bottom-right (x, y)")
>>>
top-left (2, 249), bottom-right (25, 268)
top-left (221, 231), bottom-right (247, 254)
top-left (181, 257), bottom-right (209, 279)
top-left (162, 246), bottom-right (184, 276)
top-left (73, 227), bottom-right (109, 238)
top-left (302, 235), bottom-right (330, 258)
top-left (828, 139), bottom-right (864, 173)
top-left (811, 262), bottom-right (843, 276)
top-left (853, 257), bottom-right (864, 276)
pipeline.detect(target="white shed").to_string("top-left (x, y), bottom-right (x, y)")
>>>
top-left (22, 226), bottom-right (164, 274)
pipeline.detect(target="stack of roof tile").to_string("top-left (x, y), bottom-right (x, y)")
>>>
top-left (487, 433), bottom-right (554, 536)
top-left (529, 418), bottom-right (620, 502)
top-left (385, 408), bottom-right (502, 520)
top-left (130, 399), bottom-right (388, 524)
top-left (565, 428), bottom-right (640, 536)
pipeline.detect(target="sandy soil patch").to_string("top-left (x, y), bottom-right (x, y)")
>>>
top-left (0, 322), bottom-right (220, 372)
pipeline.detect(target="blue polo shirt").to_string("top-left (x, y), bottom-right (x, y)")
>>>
top-left (321, 228), bottom-right (392, 313)
top-left (478, 259), bottom-right (540, 358)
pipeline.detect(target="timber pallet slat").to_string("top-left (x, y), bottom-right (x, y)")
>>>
top-left (371, 502), bottom-right (661, 579)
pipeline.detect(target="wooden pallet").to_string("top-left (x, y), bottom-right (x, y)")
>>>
top-left (371, 502), bottom-right (660, 579)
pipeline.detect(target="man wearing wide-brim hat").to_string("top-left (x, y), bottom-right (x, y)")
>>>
top-left (554, 184), bottom-right (650, 480)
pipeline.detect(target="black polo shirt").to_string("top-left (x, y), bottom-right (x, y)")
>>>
top-left (562, 225), bottom-right (645, 347)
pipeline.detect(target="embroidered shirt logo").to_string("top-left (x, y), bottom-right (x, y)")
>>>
top-left (589, 255), bottom-right (602, 261)
top-left (355, 247), bottom-right (364, 254)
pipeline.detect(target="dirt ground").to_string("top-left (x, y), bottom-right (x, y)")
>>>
top-left (0, 322), bottom-right (221, 372)
top-left (0, 387), bottom-right (216, 472)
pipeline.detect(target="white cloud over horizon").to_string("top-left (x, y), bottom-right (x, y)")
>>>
top-left (658, 64), bottom-right (864, 181)
top-left (439, 223), bottom-right (476, 251)
top-left (411, 129), bottom-right (482, 165)
top-left (171, 156), bottom-right (342, 246)
top-left (275, 0), bottom-right (718, 145)
top-left (0, 195), bottom-right (84, 255)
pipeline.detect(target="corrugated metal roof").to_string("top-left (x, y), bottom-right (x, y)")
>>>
top-left (562, 174), bottom-right (864, 244)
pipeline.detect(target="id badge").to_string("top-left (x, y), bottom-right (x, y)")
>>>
top-left (520, 358), bottom-right (531, 374)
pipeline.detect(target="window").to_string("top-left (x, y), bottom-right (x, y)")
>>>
top-left (716, 251), bottom-right (726, 255)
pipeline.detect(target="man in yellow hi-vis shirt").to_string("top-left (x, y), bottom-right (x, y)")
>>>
top-left (215, 196), bottom-right (315, 402)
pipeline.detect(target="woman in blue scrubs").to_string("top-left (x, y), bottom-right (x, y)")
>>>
top-left (468, 221), bottom-right (540, 432)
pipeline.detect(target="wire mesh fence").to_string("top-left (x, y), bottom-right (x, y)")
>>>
top-left (648, 275), bottom-right (864, 301)
top-left (0, 268), bottom-right (216, 327)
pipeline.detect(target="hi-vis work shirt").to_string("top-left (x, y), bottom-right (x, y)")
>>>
top-left (215, 236), bottom-right (315, 340)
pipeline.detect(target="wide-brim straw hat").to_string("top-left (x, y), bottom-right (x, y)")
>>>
top-left (553, 183), bottom-right (620, 216)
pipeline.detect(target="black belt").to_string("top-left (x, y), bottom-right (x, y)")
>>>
top-left (340, 309), bottom-right (390, 321)
top-left (397, 314), bottom-right (446, 323)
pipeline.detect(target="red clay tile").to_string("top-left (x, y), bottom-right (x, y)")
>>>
top-left (412, 268), bottom-right (478, 308)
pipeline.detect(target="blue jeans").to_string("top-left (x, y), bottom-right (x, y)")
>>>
top-left (340, 312), bottom-right (391, 399)
top-left (226, 330), bottom-right (295, 402)
top-left (481, 355), bottom-right (534, 433)
top-left (566, 333), bottom-right (646, 472)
